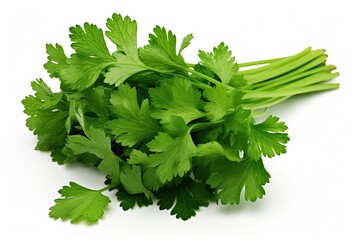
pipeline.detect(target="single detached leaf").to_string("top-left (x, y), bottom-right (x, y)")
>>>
top-left (107, 84), bottom-right (161, 147)
top-left (156, 178), bottom-right (212, 220)
top-left (149, 77), bottom-right (205, 123)
top-left (49, 182), bottom-right (110, 224)
top-left (247, 115), bottom-right (290, 160)
top-left (207, 157), bottom-right (270, 204)
top-left (199, 42), bottom-right (239, 84)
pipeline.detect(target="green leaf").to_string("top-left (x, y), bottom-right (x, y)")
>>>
top-left (64, 95), bottom-right (84, 134)
top-left (139, 26), bottom-right (187, 71)
top-left (104, 55), bottom-right (147, 86)
top-left (247, 115), bottom-right (290, 160)
top-left (43, 44), bottom-right (68, 78)
top-left (130, 117), bottom-right (196, 183)
top-left (104, 14), bottom-right (148, 86)
top-left (106, 14), bottom-right (140, 62)
top-left (70, 23), bottom-right (112, 59)
top-left (179, 34), bottom-right (194, 54)
top-left (204, 85), bottom-right (245, 121)
top-left (146, 130), bottom-right (196, 183)
top-left (199, 42), bottom-right (239, 84)
top-left (26, 110), bottom-right (68, 136)
top-left (156, 178), bottom-right (212, 220)
top-left (116, 185), bottom-right (153, 211)
top-left (66, 109), bottom-right (121, 184)
top-left (51, 148), bottom-right (101, 166)
top-left (149, 77), bottom-right (205, 123)
top-left (207, 157), bottom-right (270, 204)
top-left (128, 150), bottom-right (163, 191)
top-left (22, 79), bottom-right (63, 116)
top-left (224, 106), bottom-right (251, 134)
top-left (84, 86), bottom-right (110, 122)
top-left (194, 126), bottom-right (222, 143)
top-left (107, 84), bottom-right (161, 147)
top-left (196, 141), bottom-right (240, 161)
top-left (120, 164), bottom-right (151, 199)
top-left (57, 54), bottom-right (110, 90)
top-left (49, 182), bottom-right (110, 224)
top-left (22, 79), bottom-right (69, 151)
top-left (193, 142), bottom-right (224, 181)
top-left (57, 23), bottom-right (115, 90)
top-left (36, 132), bottom-right (67, 151)
top-left (193, 141), bottom-right (241, 181)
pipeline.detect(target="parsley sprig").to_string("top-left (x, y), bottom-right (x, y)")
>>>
top-left (22, 13), bottom-right (339, 223)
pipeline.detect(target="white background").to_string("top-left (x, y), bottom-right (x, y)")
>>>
top-left (0, 0), bottom-right (359, 239)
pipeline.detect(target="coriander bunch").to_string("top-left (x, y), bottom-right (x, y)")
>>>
top-left (22, 13), bottom-right (339, 223)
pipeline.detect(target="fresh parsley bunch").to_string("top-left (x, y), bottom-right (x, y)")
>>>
top-left (22, 13), bottom-right (339, 223)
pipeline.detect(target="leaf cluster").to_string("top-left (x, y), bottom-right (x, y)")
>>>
top-left (23, 13), bottom-right (291, 223)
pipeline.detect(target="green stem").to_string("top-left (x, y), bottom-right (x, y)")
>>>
top-left (238, 47), bottom-right (312, 75)
top-left (186, 68), bottom-right (233, 89)
top-left (251, 107), bottom-right (269, 117)
top-left (99, 185), bottom-right (113, 192)
top-left (243, 97), bottom-right (289, 110)
top-left (276, 72), bottom-right (340, 90)
top-left (255, 65), bottom-right (336, 91)
top-left (186, 57), bottom-right (284, 69)
top-left (190, 80), bottom-right (213, 90)
top-left (237, 57), bottom-right (285, 68)
top-left (189, 120), bottom-right (224, 131)
top-left (246, 49), bottom-right (326, 84)
top-left (243, 83), bottom-right (339, 99)
top-left (251, 55), bottom-right (330, 89)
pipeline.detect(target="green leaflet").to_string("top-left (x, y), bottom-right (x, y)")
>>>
top-left (49, 182), bottom-right (110, 223)
top-left (247, 115), bottom-right (290, 160)
top-left (66, 109), bottom-right (122, 184)
top-left (199, 42), bottom-right (239, 84)
top-left (139, 26), bottom-right (189, 72)
top-left (104, 14), bottom-right (148, 86)
top-left (207, 157), bottom-right (271, 204)
top-left (107, 84), bottom-right (161, 147)
top-left (149, 77), bottom-right (205, 123)
top-left (155, 178), bottom-right (212, 220)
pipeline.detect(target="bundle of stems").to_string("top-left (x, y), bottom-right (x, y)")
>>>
top-left (187, 47), bottom-right (339, 114)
